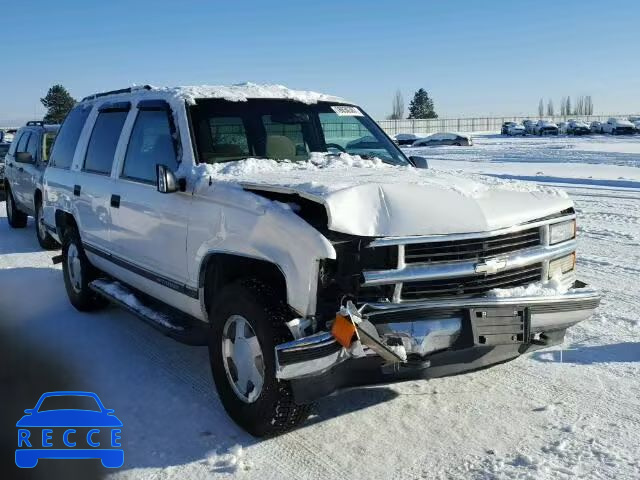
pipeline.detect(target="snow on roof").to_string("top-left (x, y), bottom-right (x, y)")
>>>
top-left (83, 82), bottom-right (350, 106)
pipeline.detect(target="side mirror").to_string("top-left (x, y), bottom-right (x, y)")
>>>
top-left (409, 156), bottom-right (429, 169)
top-left (16, 152), bottom-right (34, 164)
top-left (156, 164), bottom-right (179, 193)
top-left (24, 409), bottom-right (34, 414)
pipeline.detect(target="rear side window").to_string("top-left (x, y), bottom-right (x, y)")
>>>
top-left (49, 105), bottom-right (92, 169)
top-left (122, 109), bottom-right (178, 183)
top-left (15, 132), bottom-right (30, 153)
top-left (84, 110), bottom-right (128, 175)
top-left (26, 132), bottom-right (40, 160)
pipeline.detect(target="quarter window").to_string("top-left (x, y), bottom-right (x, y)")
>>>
top-left (84, 110), bottom-right (128, 175)
top-left (49, 104), bottom-right (92, 169)
top-left (123, 109), bottom-right (178, 183)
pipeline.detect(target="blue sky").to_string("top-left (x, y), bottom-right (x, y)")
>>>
top-left (2, 0), bottom-right (638, 124)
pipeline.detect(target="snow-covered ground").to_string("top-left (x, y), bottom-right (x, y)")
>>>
top-left (1, 134), bottom-right (639, 479)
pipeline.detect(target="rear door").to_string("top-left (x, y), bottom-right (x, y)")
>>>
top-left (10, 131), bottom-right (32, 207)
top-left (74, 102), bottom-right (130, 252)
top-left (111, 99), bottom-right (191, 287)
top-left (20, 130), bottom-right (42, 214)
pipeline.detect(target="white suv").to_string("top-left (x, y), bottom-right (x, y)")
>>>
top-left (43, 84), bottom-right (600, 436)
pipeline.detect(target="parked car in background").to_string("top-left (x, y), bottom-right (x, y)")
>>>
top-left (42, 84), bottom-right (599, 436)
top-left (523, 120), bottom-right (537, 135)
top-left (601, 118), bottom-right (635, 135)
top-left (590, 121), bottom-right (603, 134)
top-left (0, 142), bottom-right (10, 190)
top-left (565, 120), bottom-right (591, 136)
top-left (628, 116), bottom-right (640, 132)
top-left (4, 121), bottom-right (59, 249)
top-left (392, 133), bottom-right (420, 145)
top-left (534, 120), bottom-right (559, 136)
top-left (501, 122), bottom-right (526, 136)
top-left (411, 132), bottom-right (473, 146)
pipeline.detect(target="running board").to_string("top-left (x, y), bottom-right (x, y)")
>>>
top-left (89, 279), bottom-right (207, 346)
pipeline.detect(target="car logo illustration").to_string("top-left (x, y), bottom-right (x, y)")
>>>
top-left (15, 391), bottom-right (123, 468)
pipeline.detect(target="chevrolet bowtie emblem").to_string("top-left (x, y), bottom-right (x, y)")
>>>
top-left (475, 258), bottom-right (507, 274)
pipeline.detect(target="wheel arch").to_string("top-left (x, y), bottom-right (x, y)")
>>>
top-left (54, 209), bottom-right (78, 241)
top-left (199, 252), bottom-right (292, 319)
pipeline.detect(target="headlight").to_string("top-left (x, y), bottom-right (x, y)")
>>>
top-left (549, 220), bottom-right (576, 245)
top-left (548, 253), bottom-right (576, 279)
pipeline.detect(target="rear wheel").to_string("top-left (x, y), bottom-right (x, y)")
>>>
top-left (62, 226), bottom-right (108, 311)
top-left (208, 279), bottom-right (311, 437)
top-left (6, 189), bottom-right (27, 228)
top-left (35, 200), bottom-right (58, 250)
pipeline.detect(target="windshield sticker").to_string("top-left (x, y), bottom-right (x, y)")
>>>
top-left (331, 106), bottom-right (363, 117)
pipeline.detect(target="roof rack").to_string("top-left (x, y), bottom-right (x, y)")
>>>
top-left (81, 85), bottom-right (152, 102)
top-left (26, 120), bottom-right (45, 126)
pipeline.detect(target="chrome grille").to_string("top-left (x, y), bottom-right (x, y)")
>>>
top-left (404, 227), bottom-right (541, 264)
top-left (401, 264), bottom-right (543, 301)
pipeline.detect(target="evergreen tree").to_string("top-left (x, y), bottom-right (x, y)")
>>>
top-left (407, 88), bottom-right (438, 119)
top-left (565, 96), bottom-right (572, 116)
top-left (40, 85), bottom-right (76, 124)
top-left (547, 99), bottom-right (554, 117)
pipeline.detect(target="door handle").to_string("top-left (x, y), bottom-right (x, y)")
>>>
top-left (110, 194), bottom-right (120, 208)
top-left (73, 185), bottom-right (81, 196)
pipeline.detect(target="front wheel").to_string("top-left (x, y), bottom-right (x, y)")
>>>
top-left (35, 200), bottom-right (58, 250)
top-left (62, 226), bottom-right (108, 311)
top-left (6, 189), bottom-right (27, 228)
top-left (208, 279), bottom-right (311, 437)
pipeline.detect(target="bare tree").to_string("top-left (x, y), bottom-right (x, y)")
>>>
top-left (560, 97), bottom-right (567, 116)
top-left (565, 96), bottom-right (572, 116)
top-left (389, 89), bottom-right (405, 120)
top-left (575, 96), bottom-right (585, 116)
top-left (585, 95), bottom-right (594, 115)
top-left (538, 98), bottom-right (544, 117)
top-left (547, 99), bottom-right (555, 117)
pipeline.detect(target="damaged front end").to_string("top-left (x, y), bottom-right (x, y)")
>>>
top-left (275, 212), bottom-right (601, 404)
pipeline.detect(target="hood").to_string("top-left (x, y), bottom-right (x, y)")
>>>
top-left (247, 181), bottom-right (572, 237)
top-left (614, 120), bottom-right (634, 127)
top-left (225, 159), bottom-right (573, 237)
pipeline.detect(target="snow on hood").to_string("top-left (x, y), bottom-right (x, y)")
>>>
top-left (421, 132), bottom-right (470, 141)
top-left (612, 119), bottom-right (634, 127)
top-left (179, 153), bottom-right (572, 237)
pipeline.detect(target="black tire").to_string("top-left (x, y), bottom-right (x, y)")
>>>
top-left (208, 279), bottom-right (311, 437)
top-left (62, 225), bottom-right (108, 311)
top-left (35, 199), bottom-right (58, 250)
top-left (6, 188), bottom-right (27, 228)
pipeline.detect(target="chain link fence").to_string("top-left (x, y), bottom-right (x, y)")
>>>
top-left (376, 115), bottom-right (639, 136)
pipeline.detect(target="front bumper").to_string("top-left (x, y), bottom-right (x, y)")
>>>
top-left (275, 281), bottom-right (600, 403)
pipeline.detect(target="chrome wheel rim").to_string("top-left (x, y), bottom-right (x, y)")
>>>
top-left (221, 315), bottom-right (265, 403)
top-left (67, 243), bottom-right (82, 293)
top-left (37, 206), bottom-right (46, 239)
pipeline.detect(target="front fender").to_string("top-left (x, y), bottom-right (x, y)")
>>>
top-left (189, 185), bottom-right (336, 316)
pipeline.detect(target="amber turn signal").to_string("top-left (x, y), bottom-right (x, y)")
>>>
top-left (331, 314), bottom-right (358, 348)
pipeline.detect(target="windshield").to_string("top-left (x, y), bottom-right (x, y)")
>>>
top-left (190, 99), bottom-right (409, 166)
top-left (37, 394), bottom-right (101, 412)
